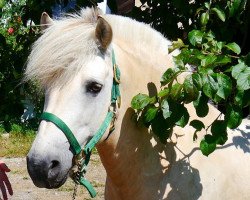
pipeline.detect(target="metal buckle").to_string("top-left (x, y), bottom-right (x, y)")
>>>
top-left (113, 63), bottom-right (121, 84)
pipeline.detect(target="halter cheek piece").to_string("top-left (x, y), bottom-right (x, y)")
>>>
top-left (40, 50), bottom-right (120, 198)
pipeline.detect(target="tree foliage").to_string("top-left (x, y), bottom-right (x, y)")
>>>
top-left (131, 0), bottom-right (250, 156)
top-left (0, 0), bottom-right (40, 131)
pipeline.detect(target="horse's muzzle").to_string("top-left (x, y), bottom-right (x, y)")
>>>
top-left (26, 154), bottom-right (67, 189)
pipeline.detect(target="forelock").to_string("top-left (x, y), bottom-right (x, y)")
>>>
top-left (25, 8), bottom-right (104, 89)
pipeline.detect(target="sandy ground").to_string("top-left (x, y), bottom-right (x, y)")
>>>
top-left (1, 155), bottom-right (106, 200)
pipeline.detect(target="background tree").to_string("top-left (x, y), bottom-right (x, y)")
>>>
top-left (0, 0), bottom-right (101, 131)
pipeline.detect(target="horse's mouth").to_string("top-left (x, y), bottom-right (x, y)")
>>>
top-left (47, 174), bottom-right (68, 189)
top-left (30, 170), bottom-right (69, 189)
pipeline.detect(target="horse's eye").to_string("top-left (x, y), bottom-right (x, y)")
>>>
top-left (86, 82), bottom-right (103, 94)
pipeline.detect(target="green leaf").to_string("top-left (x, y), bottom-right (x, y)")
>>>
top-left (206, 31), bottom-right (215, 40)
top-left (202, 43), bottom-right (210, 50)
top-left (190, 120), bottom-right (205, 131)
top-left (0, 0), bottom-right (6, 9)
top-left (225, 105), bottom-right (242, 129)
top-left (203, 74), bottom-right (218, 99)
top-left (175, 106), bottom-right (189, 128)
top-left (214, 55), bottom-right (231, 66)
top-left (149, 96), bottom-right (157, 104)
top-left (216, 74), bottom-right (232, 99)
top-left (225, 42), bottom-right (241, 55)
top-left (236, 67), bottom-right (250, 90)
top-left (211, 120), bottom-right (227, 135)
top-left (211, 7), bottom-right (226, 22)
top-left (234, 90), bottom-right (244, 107)
top-left (193, 92), bottom-right (209, 117)
top-left (131, 94), bottom-right (151, 110)
top-left (200, 135), bottom-right (216, 156)
top-left (204, 2), bottom-right (211, 9)
top-left (160, 68), bottom-right (175, 86)
top-left (151, 112), bottom-right (172, 144)
top-left (183, 75), bottom-right (199, 103)
top-left (199, 68), bottom-right (214, 84)
top-left (211, 120), bottom-right (228, 145)
top-left (144, 106), bottom-right (159, 123)
top-left (173, 56), bottom-right (185, 69)
top-left (170, 83), bottom-right (183, 101)
top-left (215, 133), bottom-right (228, 145)
top-left (192, 73), bottom-right (203, 90)
top-left (196, 7), bottom-right (204, 16)
top-left (178, 49), bottom-right (200, 66)
top-left (167, 102), bottom-right (188, 127)
top-left (201, 54), bottom-right (217, 67)
top-left (161, 99), bottom-right (172, 119)
top-left (158, 88), bottom-right (169, 98)
top-left (213, 93), bottom-right (223, 103)
top-left (215, 42), bottom-right (225, 52)
top-left (188, 30), bottom-right (204, 46)
top-left (232, 62), bottom-right (247, 79)
top-left (168, 38), bottom-right (187, 53)
top-left (200, 12), bottom-right (209, 26)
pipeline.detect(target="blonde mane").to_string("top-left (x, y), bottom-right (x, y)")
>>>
top-left (25, 8), bottom-right (171, 88)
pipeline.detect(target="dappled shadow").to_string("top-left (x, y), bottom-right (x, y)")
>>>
top-left (116, 107), bottom-right (202, 200)
top-left (165, 159), bottom-right (202, 200)
top-left (232, 123), bottom-right (250, 153)
top-left (114, 80), bottom-right (203, 199)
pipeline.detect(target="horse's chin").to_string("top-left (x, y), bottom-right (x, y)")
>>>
top-left (38, 174), bottom-right (68, 189)
top-left (50, 175), bottom-right (68, 189)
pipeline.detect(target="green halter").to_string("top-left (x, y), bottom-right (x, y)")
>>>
top-left (40, 50), bottom-right (120, 198)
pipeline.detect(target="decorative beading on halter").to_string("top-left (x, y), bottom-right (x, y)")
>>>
top-left (39, 49), bottom-right (120, 199)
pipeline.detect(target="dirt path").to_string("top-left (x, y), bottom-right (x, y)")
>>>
top-left (1, 155), bottom-right (106, 200)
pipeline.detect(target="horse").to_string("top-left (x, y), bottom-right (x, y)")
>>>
top-left (25, 8), bottom-right (250, 200)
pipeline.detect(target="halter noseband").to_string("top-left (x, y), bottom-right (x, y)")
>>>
top-left (40, 50), bottom-right (120, 198)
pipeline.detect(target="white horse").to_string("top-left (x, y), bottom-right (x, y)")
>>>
top-left (25, 8), bottom-right (250, 200)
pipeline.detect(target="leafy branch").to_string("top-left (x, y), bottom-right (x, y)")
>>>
top-left (131, 1), bottom-right (250, 156)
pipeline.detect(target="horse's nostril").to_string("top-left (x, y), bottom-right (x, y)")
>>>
top-left (50, 160), bottom-right (60, 169)
top-left (48, 160), bottom-right (61, 181)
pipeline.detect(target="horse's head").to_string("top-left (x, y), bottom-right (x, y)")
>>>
top-left (26, 9), bottom-right (113, 188)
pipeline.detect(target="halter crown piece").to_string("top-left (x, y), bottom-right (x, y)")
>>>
top-left (40, 50), bottom-right (121, 198)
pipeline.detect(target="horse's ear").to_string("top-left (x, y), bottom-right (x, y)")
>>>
top-left (40, 12), bottom-right (54, 31)
top-left (95, 16), bottom-right (113, 50)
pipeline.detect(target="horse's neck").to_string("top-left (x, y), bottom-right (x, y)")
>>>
top-left (97, 34), bottom-right (174, 198)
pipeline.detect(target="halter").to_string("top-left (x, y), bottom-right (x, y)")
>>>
top-left (40, 50), bottom-right (120, 198)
